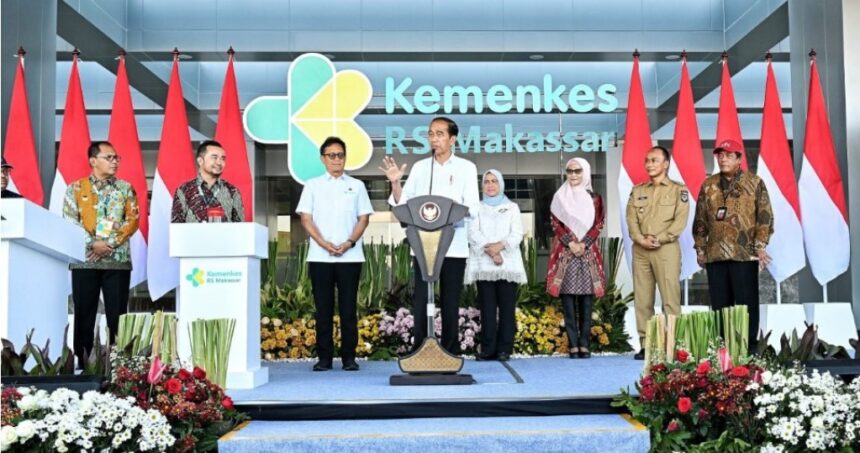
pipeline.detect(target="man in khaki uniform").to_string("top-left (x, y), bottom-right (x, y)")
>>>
top-left (626, 146), bottom-right (689, 360)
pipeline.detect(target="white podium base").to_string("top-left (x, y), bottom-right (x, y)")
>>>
top-left (759, 304), bottom-right (808, 348)
top-left (1, 241), bottom-right (70, 351)
top-left (176, 256), bottom-right (268, 390)
top-left (803, 302), bottom-right (857, 351)
top-left (228, 366), bottom-right (269, 389)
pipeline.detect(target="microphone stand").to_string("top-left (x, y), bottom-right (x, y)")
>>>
top-left (426, 148), bottom-right (435, 339)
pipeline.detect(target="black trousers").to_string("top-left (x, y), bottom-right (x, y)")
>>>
top-left (477, 280), bottom-right (518, 356)
top-left (706, 260), bottom-right (760, 348)
top-left (412, 257), bottom-right (466, 355)
top-left (309, 262), bottom-right (362, 363)
top-left (71, 269), bottom-right (130, 361)
top-left (561, 294), bottom-right (593, 349)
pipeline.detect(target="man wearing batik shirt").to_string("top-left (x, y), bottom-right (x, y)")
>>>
top-left (63, 141), bottom-right (140, 367)
top-left (171, 140), bottom-right (245, 223)
top-left (693, 139), bottom-right (774, 351)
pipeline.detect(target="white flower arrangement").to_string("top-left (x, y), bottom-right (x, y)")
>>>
top-left (753, 366), bottom-right (860, 451)
top-left (1, 386), bottom-right (175, 452)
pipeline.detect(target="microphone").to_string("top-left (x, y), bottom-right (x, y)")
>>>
top-left (428, 147), bottom-right (436, 195)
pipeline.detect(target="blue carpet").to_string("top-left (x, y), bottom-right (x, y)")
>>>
top-left (219, 414), bottom-right (649, 452)
top-left (227, 356), bottom-right (642, 403)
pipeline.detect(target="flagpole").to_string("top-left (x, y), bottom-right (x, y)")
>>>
top-left (776, 282), bottom-right (781, 305)
top-left (823, 284), bottom-right (828, 303)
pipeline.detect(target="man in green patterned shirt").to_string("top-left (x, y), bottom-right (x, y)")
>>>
top-left (63, 141), bottom-right (139, 366)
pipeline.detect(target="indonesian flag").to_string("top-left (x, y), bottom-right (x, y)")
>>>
top-left (215, 50), bottom-right (253, 220)
top-left (109, 54), bottom-right (149, 288)
top-left (3, 50), bottom-right (44, 204)
top-left (618, 53), bottom-right (653, 272)
top-left (147, 54), bottom-right (196, 300)
top-left (713, 56), bottom-right (749, 173)
top-left (757, 59), bottom-right (805, 283)
top-left (50, 53), bottom-right (91, 214)
top-left (666, 56), bottom-right (705, 280)
top-left (798, 56), bottom-right (850, 286)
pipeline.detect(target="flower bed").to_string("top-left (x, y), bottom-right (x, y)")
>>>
top-left (261, 305), bottom-right (630, 360)
top-left (614, 346), bottom-right (860, 452)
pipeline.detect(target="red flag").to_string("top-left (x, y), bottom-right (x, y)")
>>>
top-left (799, 53), bottom-right (850, 285)
top-left (667, 55), bottom-right (705, 279)
top-left (147, 53), bottom-right (196, 300)
top-left (50, 52), bottom-right (91, 213)
top-left (757, 58), bottom-right (804, 283)
top-left (3, 49), bottom-right (44, 204)
top-left (714, 55), bottom-right (748, 172)
top-left (618, 52), bottom-right (653, 271)
top-left (109, 53), bottom-right (149, 287)
top-left (215, 50), bottom-right (253, 220)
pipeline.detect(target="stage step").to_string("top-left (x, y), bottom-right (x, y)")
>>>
top-left (219, 414), bottom-right (649, 452)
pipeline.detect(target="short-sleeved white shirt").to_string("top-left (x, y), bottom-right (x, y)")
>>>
top-left (387, 154), bottom-right (481, 258)
top-left (297, 172), bottom-right (374, 263)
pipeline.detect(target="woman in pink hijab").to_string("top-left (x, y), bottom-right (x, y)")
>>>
top-left (546, 157), bottom-right (606, 359)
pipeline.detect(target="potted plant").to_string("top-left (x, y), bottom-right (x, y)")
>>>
top-left (1, 326), bottom-right (106, 393)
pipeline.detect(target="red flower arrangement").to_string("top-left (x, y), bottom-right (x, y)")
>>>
top-left (108, 358), bottom-right (247, 452)
top-left (614, 347), bottom-right (763, 451)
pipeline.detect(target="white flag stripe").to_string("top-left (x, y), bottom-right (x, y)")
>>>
top-left (128, 231), bottom-right (147, 288)
top-left (757, 159), bottom-right (805, 283)
top-left (798, 156), bottom-right (850, 285)
top-left (48, 169), bottom-right (68, 215)
top-left (617, 168), bottom-right (635, 273)
top-left (146, 172), bottom-right (179, 300)
top-left (667, 161), bottom-right (701, 280)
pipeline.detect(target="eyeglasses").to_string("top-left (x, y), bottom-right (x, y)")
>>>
top-left (323, 152), bottom-right (346, 160)
top-left (97, 155), bottom-right (121, 163)
top-left (565, 168), bottom-right (583, 175)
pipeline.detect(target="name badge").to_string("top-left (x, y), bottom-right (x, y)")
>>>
top-left (715, 206), bottom-right (727, 221)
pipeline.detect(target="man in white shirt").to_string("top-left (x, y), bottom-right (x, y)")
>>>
top-left (380, 117), bottom-right (480, 355)
top-left (297, 137), bottom-right (374, 371)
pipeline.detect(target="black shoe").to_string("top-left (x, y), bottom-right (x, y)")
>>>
top-left (476, 353), bottom-right (497, 361)
top-left (497, 352), bottom-right (510, 362)
top-left (578, 349), bottom-right (591, 359)
top-left (342, 361), bottom-right (360, 371)
top-left (569, 352), bottom-right (580, 359)
top-left (312, 361), bottom-right (333, 371)
top-left (633, 349), bottom-right (645, 360)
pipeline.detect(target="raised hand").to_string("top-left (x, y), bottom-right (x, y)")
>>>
top-left (378, 156), bottom-right (407, 183)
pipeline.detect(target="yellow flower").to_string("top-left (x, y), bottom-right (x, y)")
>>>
top-left (599, 333), bottom-right (609, 345)
top-left (272, 318), bottom-right (283, 327)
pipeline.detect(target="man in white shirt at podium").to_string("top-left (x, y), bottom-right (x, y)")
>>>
top-left (297, 136), bottom-right (373, 372)
top-left (171, 140), bottom-right (245, 223)
top-left (379, 117), bottom-right (480, 355)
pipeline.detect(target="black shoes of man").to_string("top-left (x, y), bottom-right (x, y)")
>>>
top-left (312, 359), bottom-right (360, 371)
top-left (476, 352), bottom-right (511, 362)
top-left (633, 349), bottom-right (645, 360)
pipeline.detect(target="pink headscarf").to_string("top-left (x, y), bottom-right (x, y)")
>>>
top-left (550, 157), bottom-right (595, 241)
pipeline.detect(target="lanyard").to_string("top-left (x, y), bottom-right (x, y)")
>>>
top-left (198, 182), bottom-right (221, 208)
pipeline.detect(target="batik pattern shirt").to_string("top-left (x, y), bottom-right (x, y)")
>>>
top-left (693, 170), bottom-right (774, 263)
top-left (171, 175), bottom-right (245, 223)
top-left (63, 175), bottom-right (140, 270)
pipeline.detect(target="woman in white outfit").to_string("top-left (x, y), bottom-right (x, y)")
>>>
top-left (466, 169), bottom-right (527, 362)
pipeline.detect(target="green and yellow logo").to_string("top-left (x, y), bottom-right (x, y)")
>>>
top-left (243, 53), bottom-right (373, 184)
top-left (185, 267), bottom-right (205, 287)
